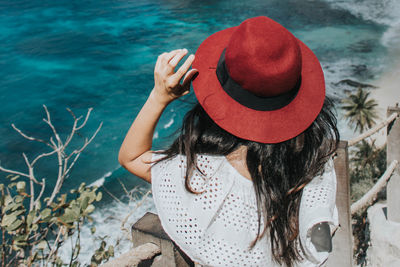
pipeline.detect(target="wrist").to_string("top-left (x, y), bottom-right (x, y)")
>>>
top-left (149, 89), bottom-right (171, 107)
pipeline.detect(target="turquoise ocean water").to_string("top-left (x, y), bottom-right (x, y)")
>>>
top-left (1, 0), bottom-right (400, 262)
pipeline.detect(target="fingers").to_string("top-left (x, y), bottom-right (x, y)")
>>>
top-left (164, 49), bottom-right (182, 63)
top-left (170, 54), bottom-right (195, 84)
top-left (182, 69), bottom-right (199, 88)
top-left (155, 49), bottom-right (180, 70)
top-left (155, 52), bottom-right (167, 70)
top-left (154, 49), bottom-right (196, 99)
top-left (155, 49), bottom-right (189, 75)
top-left (168, 49), bottom-right (188, 68)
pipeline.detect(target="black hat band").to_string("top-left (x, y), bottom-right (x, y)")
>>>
top-left (216, 48), bottom-right (301, 111)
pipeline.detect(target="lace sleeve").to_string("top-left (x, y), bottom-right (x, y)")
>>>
top-left (299, 158), bottom-right (339, 265)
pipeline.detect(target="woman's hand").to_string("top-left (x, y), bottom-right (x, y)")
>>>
top-left (151, 49), bottom-right (198, 105)
top-left (119, 49), bottom-right (198, 183)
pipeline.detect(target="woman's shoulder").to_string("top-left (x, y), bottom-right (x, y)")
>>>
top-left (151, 152), bottom-right (226, 170)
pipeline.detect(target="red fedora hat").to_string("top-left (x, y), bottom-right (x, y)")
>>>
top-left (191, 16), bottom-right (325, 143)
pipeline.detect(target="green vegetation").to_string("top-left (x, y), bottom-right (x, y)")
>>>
top-left (349, 140), bottom-right (386, 203)
top-left (342, 87), bottom-right (379, 133)
top-left (0, 106), bottom-right (114, 266)
top-left (0, 178), bottom-right (114, 266)
top-left (341, 87), bottom-right (384, 202)
top-left (341, 87), bottom-right (385, 266)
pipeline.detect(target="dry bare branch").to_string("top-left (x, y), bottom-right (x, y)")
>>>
top-left (66, 107), bottom-right (78, 121)
top-left (42, 104), bottom-right (62, 147)
top-left (22, 153), bottom-right (36, 211)
top-left (75, 107), bottom-right (93, 130)
top-left (2, 105), bottom-right (102, 218)
top-left (63, 122), bottom-right (103, 178)
top-left (45, 226), bottom-right (64, 266)
top-left (101, 185), bottom-right (124, 205)
top-left (63, 106), bottom-right (93, 149)
top-left (47, 144), bottom-right (64, 206)
top-left (73, 122), bottom-right (103, 155)
top-left (63, 117), bottom-right (78, 149)
top-left (35, 179), bottom-right (46, 209)
top-left (11, 123), bottom-right (54, 149)
top-left (118, 178), bottom-right (130, 197)
top-left (47, 118), bottom-right (102, 206)
top-left (31, 148), bottom-right (60, 166)
top-left (0, 165), bottom-right (30, 179)
top-left (22, 153), bottom-right (40, 184)
top-left (121, 189), bottom-right (151, 234)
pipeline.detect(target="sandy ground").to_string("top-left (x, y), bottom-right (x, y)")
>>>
top-left (370, 57), bottom-right (400, 146)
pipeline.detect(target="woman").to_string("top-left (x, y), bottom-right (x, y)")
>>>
top-left (119, 16), bottom-right (339, 266)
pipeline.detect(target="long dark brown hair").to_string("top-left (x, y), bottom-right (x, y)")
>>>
top-left (155, 97), bottom-right (339, 266)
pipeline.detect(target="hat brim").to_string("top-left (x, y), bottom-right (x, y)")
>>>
top-left (192, 26), bottom-right (325, 143)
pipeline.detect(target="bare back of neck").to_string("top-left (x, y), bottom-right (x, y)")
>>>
top-left (225, 146), bottom-right (252, 181)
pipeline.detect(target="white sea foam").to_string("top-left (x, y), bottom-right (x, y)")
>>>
top-left (381, 21), bottom-right (400, 49)
top-left (153, 131), bottom-right (159, 139)
top-left (163, 117), bottom-right (174, 129)
top-left (322, 0), bottom-right (400, 144)
top-left (323, 0), bottom-right (400, 50)
top-left (89, 165), bottom-right (121, 187)
top-left (323, 0), bottom-right (400, 26)
top-left (58, 192), bottom-right (156, 265)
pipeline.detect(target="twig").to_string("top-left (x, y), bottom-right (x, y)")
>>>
top-left (71, 122), bottom-right (103, 156)
top-left (118, 178), bottom-right (130, 197)
top-left (47, 114), bottom-right (102, 206)
top-left (69, 222), bottom-right (81, 265)
top-left (11, 123), bottom-right (54, 149)
top-left (22, 153), bottom-right (40, 184)
top-left (34, 179), bottom-right (46, 209)
top-left (63, 107), bottom-right (85, 149)
top-left (42, 104), bottom-right (62, 147)
top-left (22, 153), bottom-right (35, 211)
top-left (121, 189), bottom-right (151, 233)
top-left (101, 185), bottom-right (124, 205)
top-left (46, 141), bottom-right (64, 206)
top-left (45, 227), bottom-right (63, 266)
top-left (31, 147), bottom-right (60, 167)
top-left (75, 107), bottom-right (93, 130)
top-left (0, 165), bottom-right (30, 179)
top-left (63, 122), bottom-right (102, 179)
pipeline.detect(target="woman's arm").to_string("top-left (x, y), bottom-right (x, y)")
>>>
top-left (118, 48), bottom-right (198, 183)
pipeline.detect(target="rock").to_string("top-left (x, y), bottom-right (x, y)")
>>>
top-left (101, 243), bottom-right (160, 267)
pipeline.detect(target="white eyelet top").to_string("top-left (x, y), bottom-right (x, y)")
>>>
top-left (151, 153), bottom-right (338, 267)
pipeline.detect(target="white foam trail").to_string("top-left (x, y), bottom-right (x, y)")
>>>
top-left (89, 165), bottom-right (121, 187)
top-left (153, 131), bottom-right (159, 139)
top-left (163, 118), bottom-right (174, 129)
